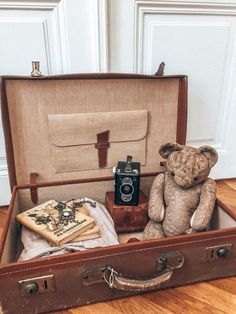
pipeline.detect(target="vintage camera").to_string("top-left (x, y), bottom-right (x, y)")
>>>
top-left (114, 155), bottom-right (140, 206)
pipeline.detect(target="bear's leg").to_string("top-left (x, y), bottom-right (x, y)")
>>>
top-left (142, 221), bottom-right (165, 240)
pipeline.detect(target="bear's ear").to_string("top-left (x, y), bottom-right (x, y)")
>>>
top-left (199, 146), bottom-right (218, 168)
top-left (159, 142), bottom-right (183, 159)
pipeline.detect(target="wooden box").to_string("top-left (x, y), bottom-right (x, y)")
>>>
top-left (105, 190), bottom-right (149, 233)
top-left (1, 72), bottom-right (236, 314)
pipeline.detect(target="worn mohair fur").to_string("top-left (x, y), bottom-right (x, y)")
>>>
top-left (142, 142), bottom-right (218, 240)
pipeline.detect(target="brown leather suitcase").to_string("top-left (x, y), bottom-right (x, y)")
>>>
top-left (1, 72), bottom-right (236, 314)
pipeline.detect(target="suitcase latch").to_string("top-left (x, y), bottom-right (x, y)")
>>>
top-left (18, 274), bottom-right (56, 297)
top-left (204, 244), bottom-right (232, 262)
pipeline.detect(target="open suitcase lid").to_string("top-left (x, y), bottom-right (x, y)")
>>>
top-left (1, 72), bottom-right (187, 189)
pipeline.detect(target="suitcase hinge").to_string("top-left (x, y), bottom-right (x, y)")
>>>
top-left (30, 172), bottom-right (39, 204)
top-left (154, 62), bottom-right (165, 76)
top-left (31, 61), bottom-right (43, 77)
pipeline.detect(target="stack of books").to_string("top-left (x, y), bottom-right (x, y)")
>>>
top-left (16, 200), bottom-right (101, 246)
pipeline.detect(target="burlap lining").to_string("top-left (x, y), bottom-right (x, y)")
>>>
top-left (48, 110), bottom-right (148, 172)
top-left (6, 79), bottom-right (179, 185)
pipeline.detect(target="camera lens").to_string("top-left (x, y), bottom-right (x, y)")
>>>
top-left (120, 183), bottom-right (134, 196)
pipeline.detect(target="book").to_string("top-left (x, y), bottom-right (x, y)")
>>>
top-left (16, 200), bottom-right (95, 246)
top-left (71, 225), bottom-right (101, 242)
top-left (66, 200), bottom-right (101, 242)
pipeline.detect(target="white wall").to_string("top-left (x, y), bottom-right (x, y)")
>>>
top-left (1, 0), bottom-right (236, 205)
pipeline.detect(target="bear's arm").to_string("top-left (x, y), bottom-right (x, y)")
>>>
top-left (190, 178), bottom-right (216, 231)
top-left (148, 173), bottom-right (165, 222)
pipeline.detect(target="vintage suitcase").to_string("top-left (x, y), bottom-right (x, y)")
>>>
top-left (1, 71), bottom-right (236, 314)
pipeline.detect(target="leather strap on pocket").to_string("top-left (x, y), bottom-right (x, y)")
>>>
top-left (30, 172), bottom-right (38, 204)
top-left (95, 130), bottom-right (110, 168)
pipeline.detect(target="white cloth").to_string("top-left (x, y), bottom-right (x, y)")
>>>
top-left (18, 198), bottom-right (119, 261)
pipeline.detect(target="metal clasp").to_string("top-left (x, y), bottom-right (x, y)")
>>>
top-left (31, 61), bottom-right (42, 77)
top-left (154, 62), bottom-right (165, 76)
top-left (157, 251), bottom-right (184, 272)
top-left (19, 274), bottom-right (56, 297)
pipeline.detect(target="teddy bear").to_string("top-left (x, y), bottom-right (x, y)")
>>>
top-left (142, 142), bottom-right (218, 240)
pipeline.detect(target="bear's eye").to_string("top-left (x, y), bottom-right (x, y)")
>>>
top-left (194, 177), bottom-right (198, 181)
top-left (171, 172), bottom-right (175, 176)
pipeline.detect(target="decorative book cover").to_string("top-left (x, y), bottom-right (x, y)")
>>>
top-left (16, 200), bottom-right (95, 246)
top-left (65, 200), bottom-right (101, 242)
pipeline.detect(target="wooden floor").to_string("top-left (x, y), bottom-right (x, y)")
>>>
top-left (52, 277), bottom-right (236, 314)
top-left (1, 179), bottom-right (236, 314)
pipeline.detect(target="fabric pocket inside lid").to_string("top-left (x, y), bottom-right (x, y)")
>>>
top-left (48, 110), bottom-right (148, 173)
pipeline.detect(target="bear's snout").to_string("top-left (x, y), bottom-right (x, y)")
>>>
top-left (174, 175), bottom-right (195, 189)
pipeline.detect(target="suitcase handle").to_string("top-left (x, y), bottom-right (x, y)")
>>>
top-left (103, 252), bottom-right (184, 291)
top-left (103, 266), bottom-right (174, 291)
top-left (82, 252), bottom-right (184, 292)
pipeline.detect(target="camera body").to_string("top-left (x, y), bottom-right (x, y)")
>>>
top-left (114, 156), bottom-right (140, 206)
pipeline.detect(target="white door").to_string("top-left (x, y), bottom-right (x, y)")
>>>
top-left (1, 0), bottom-right (236, 205)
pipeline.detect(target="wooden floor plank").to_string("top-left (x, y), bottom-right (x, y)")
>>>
top-left (144, 288), bottom-right (225, 314)
top-left (69, 302), bottom-right (122, 314)
top-left (209, 277), bottom-right (236, 295)
top-left (50, 309), bottom-right (70, 313)
top-left (224, 179), bottom-right (236, 191)
top-left (176, 282), bottom-right (236, 313)
top-left (106, 295), bottom-right (175, 314)
top-left (51, 302), bottom-right (122, 314)
top-left (0, 206), bottom-right (9, 232)
top-left (216, 181), bottom-right (236, 219)
top-left (0, 206), bottom-right (9, 250)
